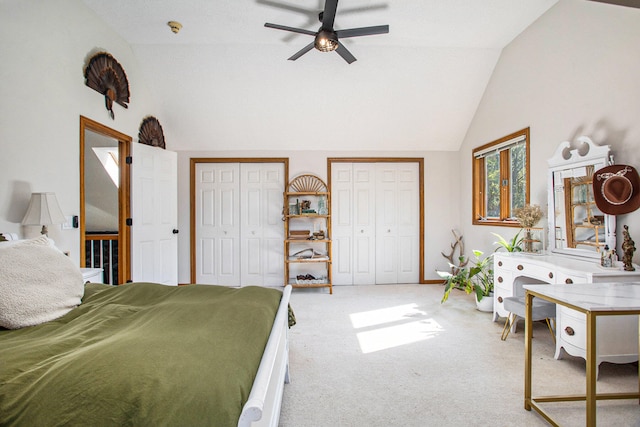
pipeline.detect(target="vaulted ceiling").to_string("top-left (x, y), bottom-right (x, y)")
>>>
top-left (82, 0), bottom-right (559, 151)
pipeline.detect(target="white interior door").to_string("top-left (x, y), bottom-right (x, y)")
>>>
top-left (195, 163), bottom-right (241, 285)
top-left (131, 143), bottom-right (178, 285)
top-left (240, 163), bottom-right (284, 286)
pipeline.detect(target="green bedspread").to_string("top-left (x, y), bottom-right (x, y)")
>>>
top-left (0, 282), bottom-right (283, 427)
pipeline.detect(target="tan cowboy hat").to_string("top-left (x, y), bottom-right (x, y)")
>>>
top-left (593, 164), bottom-right (640, 215)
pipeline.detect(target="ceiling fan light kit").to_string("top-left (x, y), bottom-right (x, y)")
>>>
top-left (264, 0), bottom-right (388, 64)
top-left (315, 30), bottom-right (338, 52)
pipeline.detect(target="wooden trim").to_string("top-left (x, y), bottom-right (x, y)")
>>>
top-left (500, 149), bottom-right (510, 220)
top-left (327, 157), bottom-right (426, 284)
top-left (85, 234), bottom-right (119, 241)
top-left (472, 127), bottom-right (530, 227)
top-left (80, 115), bottom-right (132, 284)
top-left (189, 157), bottom-right (289, 284)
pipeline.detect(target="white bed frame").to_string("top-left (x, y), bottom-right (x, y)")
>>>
top-left (238, 285), bottom-right (292, 427)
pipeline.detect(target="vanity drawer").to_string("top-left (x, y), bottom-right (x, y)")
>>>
top-left (558, 307), bottom-right (639, 358)
top-left (493, 284), bottom-right (512, 317)
top-left (558, 307), bottom-right (585, 350)
top-left (511, 261), bottom-right (555, 283)
top-left (555, 270), bottom-right (587, 285)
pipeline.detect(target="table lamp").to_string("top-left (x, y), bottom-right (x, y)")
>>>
top-left (21, 192), bottom-right (66, 236)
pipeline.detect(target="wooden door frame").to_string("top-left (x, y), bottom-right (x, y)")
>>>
top-left (189, 158), bottom-right (289, 284)
top-left (327, 157), bottom-right (425, 284)
top-left (79, 115), bottom-right (131, 284)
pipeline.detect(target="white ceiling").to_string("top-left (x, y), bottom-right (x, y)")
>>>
top-left (81, 0), bottom-right (558, 152)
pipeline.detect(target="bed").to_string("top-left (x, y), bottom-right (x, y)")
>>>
top-left (0, 236), bottom-right (293, 427)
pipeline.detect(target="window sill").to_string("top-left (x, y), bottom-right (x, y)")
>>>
top-left (473, 218), bottom-right (522, 227)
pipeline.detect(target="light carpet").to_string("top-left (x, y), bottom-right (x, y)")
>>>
top-left (279, 284), bottom-right (640, 427)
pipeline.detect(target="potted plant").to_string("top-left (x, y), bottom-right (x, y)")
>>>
top-left (493, 230), bottom-right (523, 252)
top-left (437, 250), bottom-right (494, 311)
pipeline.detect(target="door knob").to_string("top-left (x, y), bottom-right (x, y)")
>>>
top-left (172, 229), bottom-right (179, 234)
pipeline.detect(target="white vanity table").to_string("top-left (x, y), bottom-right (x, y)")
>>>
top-left (493, 135), bottom-right (640, 370)
top-left (493, 252), bottom-right (640, 368)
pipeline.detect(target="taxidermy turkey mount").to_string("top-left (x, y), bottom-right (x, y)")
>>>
top-left (84, 52), bottom-right (130, 119)
top-left (138, 116), bottom-right (166, 149)
top-left (264, 0), bottom-right (389, 64)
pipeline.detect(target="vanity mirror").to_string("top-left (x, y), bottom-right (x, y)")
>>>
top-left (547, 136), bottom-right (615, 260)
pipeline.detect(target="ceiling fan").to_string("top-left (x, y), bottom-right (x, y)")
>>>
top-left (264, 0), bottom-right (389, 64)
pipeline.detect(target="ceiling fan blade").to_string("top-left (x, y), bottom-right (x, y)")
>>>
top-left (336, 25), bottom-right (389, 39)
top-left (339, 4), bottom-right (389, 14)
top-left (335, 44), bottom-right (357, 64)
top-left (288, 42), bottom-right (315, 61)
top-left (588, 0), bottom-right (640, 8)
top-left (322, 0), bottom-right (339, 29)
top-left (257, 0), bottom-right (316, 16)
top-left (265, 23), bottom-right (317, 37)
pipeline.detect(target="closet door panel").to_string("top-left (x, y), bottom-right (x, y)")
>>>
top-left (353, 164), bottom-right (376, 285)
top-left (396, 164), bottom-right (420, 283)
top-left (240, 163), bottom-right (284, 286)
top-left (195, 163), bottom-right (240, 285)
top-left (331, 164), bottom-right (354, 285)
top-left (375, 165), bottom-right (398, 284)
top-left (258, 164), bottom-right (285, 287)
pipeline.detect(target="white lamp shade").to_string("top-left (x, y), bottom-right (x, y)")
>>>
top-left (21, 192), bottom-right (66, 226)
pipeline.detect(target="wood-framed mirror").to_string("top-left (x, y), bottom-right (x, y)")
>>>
top-left (80, 116), bottom-right (131, 284)
top-left (547, 136), bottom-right (615, 260)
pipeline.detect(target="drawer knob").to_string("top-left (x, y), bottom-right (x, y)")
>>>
top-left (565, 326), bottom-right (575, 336)
top-left (498, 261), bottom-right (503, 267)
top-left (565, 278), bottom-right (573, 284)
top-left (517, 264), bottom-right (524, 270)
top-left (497, 276), bottom-right (503, 283)
top-left (498, 296), bottom-right (503, 303)
top-left (548, 272), bottom-right (554, 279)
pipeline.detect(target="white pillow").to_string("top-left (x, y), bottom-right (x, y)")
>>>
top-left (0, 236), bottom-right (84, 329)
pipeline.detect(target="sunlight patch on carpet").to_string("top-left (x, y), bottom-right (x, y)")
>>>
top-left (350, 304), bottom-right (444, 353)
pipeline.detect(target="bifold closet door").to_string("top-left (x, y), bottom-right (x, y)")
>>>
top-left (332, 162), bottom-right (419, 285)
top-left (195, 162), bottom-right (284, 286)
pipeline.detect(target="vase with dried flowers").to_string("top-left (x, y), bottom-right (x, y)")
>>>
top-left (513, 204), bottom-right (544, 252)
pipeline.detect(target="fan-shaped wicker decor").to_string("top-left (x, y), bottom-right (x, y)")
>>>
top-left (84, 52), bottom-right (130, 119)
top-left (138, 116), bottom-right (166, 149)
top-left (288, 174), bottom-right (327, 193)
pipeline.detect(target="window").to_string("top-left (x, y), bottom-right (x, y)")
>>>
top-left (472, 127), bottom-right (530, 226)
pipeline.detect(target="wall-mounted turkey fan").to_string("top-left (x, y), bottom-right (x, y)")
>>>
top-left (84, 52), bottom-right (130, 119)
top-left (264, 0), bottom-right (389, 64)
top-left (138, 116), bottom-right (166, 149)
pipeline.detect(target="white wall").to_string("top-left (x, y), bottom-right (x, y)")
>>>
top-left (0, 0), bottom-right (161, 262)
top-left (459, 0), bottom-right (640, 262)
top-left (0, 1), bottom-right (460, 281)
top-left (177, 150), bottom-right (459, 284)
